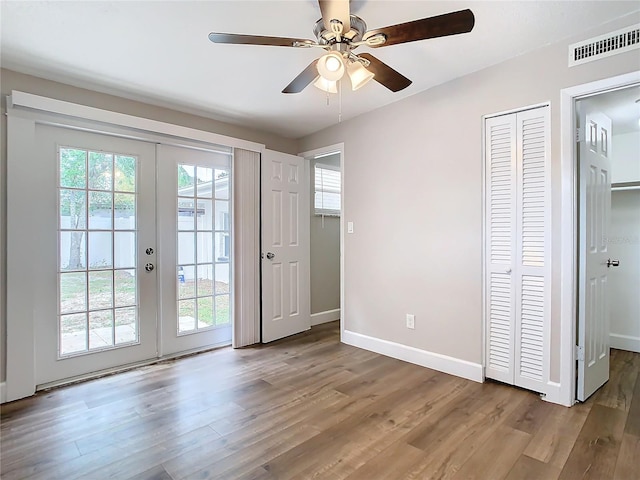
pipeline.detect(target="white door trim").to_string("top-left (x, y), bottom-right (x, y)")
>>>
top-left (558, 71), bottom-right (640, 407)
top-left (298, 143), bottom-right (345, 339)
top-left (4, 94), bottom-right (265, 403)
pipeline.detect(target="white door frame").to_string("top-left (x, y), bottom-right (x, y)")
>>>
top-left (298, 143), bottom-right (345, 339)
top-left (4, 91), bottom-right (264, 403)
top-left (558, 71), bottom-right (640, 407)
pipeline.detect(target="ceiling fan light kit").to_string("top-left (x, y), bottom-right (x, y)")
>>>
top-left (208, 1), bottom-right (475, 95)
top-left (346, 60), bottom-right (375, 91)
top-left (317, 52), bottom-right (345, 81)
top-left (313, 76), bottom-right (338, 93)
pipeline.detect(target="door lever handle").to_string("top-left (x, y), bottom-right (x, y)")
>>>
top-left (607, 259), bottom-right (620, 268)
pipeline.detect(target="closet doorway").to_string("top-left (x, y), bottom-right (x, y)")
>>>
top-left (300, 144), bottom-right (344, 334)
top-left (575, 84), bottom-right (640, 401)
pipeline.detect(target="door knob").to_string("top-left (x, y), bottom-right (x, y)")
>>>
top-left (145, 263), bottom-right (155, 272)
top-left (145, 247), bottom-right (154, 255)
top-left (266, 252), bottom-right (275, 260)
top-left (607, 259), bottom-right (620, 268)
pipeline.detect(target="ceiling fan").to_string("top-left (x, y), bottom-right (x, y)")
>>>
top-left (208, 1), bottom-right (475, 94)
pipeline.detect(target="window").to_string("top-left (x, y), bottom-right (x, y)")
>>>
top-left (314, 163), bottom-right (341, 216)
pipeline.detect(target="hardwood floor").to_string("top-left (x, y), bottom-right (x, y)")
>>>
top-left (1, 321), bottom-right (639, 480)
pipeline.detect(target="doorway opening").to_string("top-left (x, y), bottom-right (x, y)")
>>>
top-left (574, 83), bottom-right (640, 402)
top-left (301, 144), bottom-right (344, 336)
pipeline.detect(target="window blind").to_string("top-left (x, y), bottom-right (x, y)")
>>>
top-left (314, 163), bottom-right (341, 215)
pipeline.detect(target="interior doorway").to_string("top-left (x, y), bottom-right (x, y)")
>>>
top-left (574, 83), bottom-right (640, 401)
top-left (301, 144), bottom-right (344, 334)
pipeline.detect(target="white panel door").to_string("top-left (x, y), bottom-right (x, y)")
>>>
top-left (157, 144), bottom-right (233, 355)
top-left (578, 112), bottom-right (613, 401)
top-left (262, 150), bottom-right (310, 343)
top-left (485, 114), bottom-right (517, 384)
top-left (31, 125), bottom-right (158, 385)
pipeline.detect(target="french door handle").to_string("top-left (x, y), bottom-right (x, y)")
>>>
top-left (145, 263), bottom-right (155, 272)
top-left (607, 259), bottom-right (620, 268)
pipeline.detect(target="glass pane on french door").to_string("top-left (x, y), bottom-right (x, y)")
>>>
top-left (34, 125), bottom-right (157, 386)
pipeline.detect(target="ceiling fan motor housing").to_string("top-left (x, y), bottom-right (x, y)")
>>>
top-left (314, 15), bottom-right (367, 46)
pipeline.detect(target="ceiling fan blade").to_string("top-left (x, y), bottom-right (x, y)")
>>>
top-left (209, 33), bottom-right (315, 48)
top-left (358, 53), bottom-right (411, 92)
top-left (282, 60), bottom-right (320, 94)
top-left (318, 0), bottom-right (351, 33)
top-left (363, 9), bottom-right (475, 47)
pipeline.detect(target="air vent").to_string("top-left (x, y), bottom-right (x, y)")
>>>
top-left (568, 24), bottom-right (639, 67)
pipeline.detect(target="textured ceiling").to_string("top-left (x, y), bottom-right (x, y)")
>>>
top-left (2, 1), bottom-right (639, 138)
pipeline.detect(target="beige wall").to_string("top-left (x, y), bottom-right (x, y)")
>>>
top-left (298, 15), bottom-right (640, 382)
top-left (310, 153), bottom-right (341, 315)
top-left (0, 68), bottom-right (299, 383)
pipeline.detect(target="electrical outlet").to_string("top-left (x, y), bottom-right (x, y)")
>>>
top-left (406, 314), bottom-right (415, 329)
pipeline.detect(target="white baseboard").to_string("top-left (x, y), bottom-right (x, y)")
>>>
top-left (540, 381), bottom-right (572, 407)
top-left (611, 333), bottom-right (640, 353)
top-left (0, 382), bottom-right (7, 404)
top-left (311, 308), bottom-right (340, 326)
top-left (342, 329), bottom-right (483, 382)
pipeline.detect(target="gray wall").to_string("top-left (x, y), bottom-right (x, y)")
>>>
top-left (298, 14), bottom-right (640, 383)
top-left (0, 68), bottom-right (299, 383)
top-left (310, 153), bottom-right (341, 315)
top-left (609, 190), bottom-right (640, 350)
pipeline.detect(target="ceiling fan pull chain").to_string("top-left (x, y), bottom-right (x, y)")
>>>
top-left (338, 79), bottom-right (342, 123)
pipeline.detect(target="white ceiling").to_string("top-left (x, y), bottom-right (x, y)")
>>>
top-left (2, 1), bottom-right (639, 139)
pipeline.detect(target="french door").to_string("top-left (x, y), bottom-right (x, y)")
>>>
top-left (157, 144), bottom-right (232, 355)
top-left (33, 125), bottom-right (158, 385)
top-left (24, 126), bottom-right (232, 387)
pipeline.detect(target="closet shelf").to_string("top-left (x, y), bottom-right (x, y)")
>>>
top-left (612, 181), bottom-right (640, 192)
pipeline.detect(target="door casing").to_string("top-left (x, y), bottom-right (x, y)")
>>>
top-left (558, 71), bottom-right (640, 407)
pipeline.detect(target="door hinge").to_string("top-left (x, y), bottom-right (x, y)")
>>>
top-left (575, 345), bottom-right (585, 362)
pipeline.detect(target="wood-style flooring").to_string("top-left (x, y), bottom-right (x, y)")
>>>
top-left (1, 321), bottom-right (639, 480)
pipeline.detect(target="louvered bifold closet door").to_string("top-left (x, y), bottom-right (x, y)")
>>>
top-left (514, 107), bottom-right (550, 392)
top-left (485, 115), bottom-right (517, 384)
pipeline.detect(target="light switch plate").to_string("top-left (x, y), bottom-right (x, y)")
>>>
top-left (406, 314), bottom-right (415, 329)
top-left (347, 221), bottom-right (354, 234)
